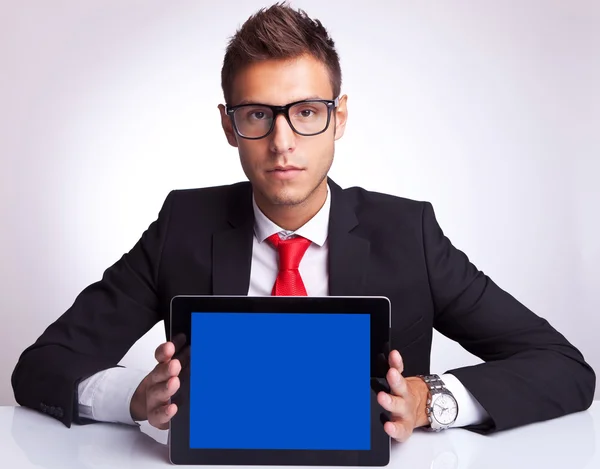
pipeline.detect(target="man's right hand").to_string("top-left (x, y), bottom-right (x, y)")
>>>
top-left (130, 341), bottom-right (182, 429)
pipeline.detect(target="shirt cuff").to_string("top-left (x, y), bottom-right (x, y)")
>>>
top-left (441, 373), bottom-right (489, 428)
top-left (77, 367), bottom-right (148, 425)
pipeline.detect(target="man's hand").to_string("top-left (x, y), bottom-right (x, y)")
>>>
top-left (377, 350), bottom-right (430, 442)
top-left (130, 341), bottom-right (182, 429)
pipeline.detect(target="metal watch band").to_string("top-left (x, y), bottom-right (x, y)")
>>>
top-left (417, 374), bottom-right (456, 431)
top-left (419, 374), bottom-right (448, 393)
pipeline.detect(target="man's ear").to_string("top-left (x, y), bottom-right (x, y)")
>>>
top-left (333, 94), bottom-right (348, 141)
top-left (218, 104), bottom-right (238, 148)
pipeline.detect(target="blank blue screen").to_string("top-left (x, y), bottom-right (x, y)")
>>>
top-left (189, 312), bottom-right (370, 450)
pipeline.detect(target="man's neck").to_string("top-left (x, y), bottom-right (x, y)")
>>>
top-left (255, 182), bottom-right (328, 232)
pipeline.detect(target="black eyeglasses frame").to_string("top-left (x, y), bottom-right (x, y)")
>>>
top-left (225, 97), bottom-right (340, 140)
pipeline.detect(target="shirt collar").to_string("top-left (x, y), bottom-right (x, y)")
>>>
top-left (252, 185), bottom-right (330, 247)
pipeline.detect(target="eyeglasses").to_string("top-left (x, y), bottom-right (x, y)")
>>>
top-left (225, 97), bottom-right (339, 140)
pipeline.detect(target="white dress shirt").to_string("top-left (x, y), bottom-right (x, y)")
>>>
top-left (78, 185), bottom-right (489, 428)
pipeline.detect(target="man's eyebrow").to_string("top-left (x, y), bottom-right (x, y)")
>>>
top-left (234, 95), bottom-right (327, 106)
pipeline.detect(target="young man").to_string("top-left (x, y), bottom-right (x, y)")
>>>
top-left (12, 3), bottom-right (595, 443)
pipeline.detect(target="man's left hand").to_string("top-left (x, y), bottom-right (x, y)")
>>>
top-left (377, 350), bottom-right (431, 442)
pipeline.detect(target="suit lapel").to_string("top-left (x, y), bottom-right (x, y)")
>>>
top-left (211, 179), bottom-right (370, 296)
top-left (212, 183), bottom-right (254, 295)
top-left (327, 179), bottom-right (370, 296)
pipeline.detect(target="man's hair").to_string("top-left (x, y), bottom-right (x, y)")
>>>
top-left (221, 2), bottom-right (342, 104)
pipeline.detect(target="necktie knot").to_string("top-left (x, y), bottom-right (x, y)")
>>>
top-left (267, 233), bottom-right (311, 270)
top-left (267, 233), bottom-right (311, 296)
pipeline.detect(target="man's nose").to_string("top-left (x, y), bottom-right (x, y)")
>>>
top-left (269, 114), bottom-right (296, 154)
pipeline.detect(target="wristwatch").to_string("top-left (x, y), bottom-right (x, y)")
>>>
top-left (417, 374), bottom-right (459, 431)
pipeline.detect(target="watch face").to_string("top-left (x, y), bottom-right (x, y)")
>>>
top-left (432, 394), bottom-right (458, 425)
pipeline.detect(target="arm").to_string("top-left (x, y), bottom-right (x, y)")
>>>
top-left (421, 202), bottom-right (595, 433)
top-left (11, 191), bottom-right (175, 427)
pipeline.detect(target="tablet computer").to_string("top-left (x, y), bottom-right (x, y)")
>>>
top-left (169, 295), bottom-right (391, 466)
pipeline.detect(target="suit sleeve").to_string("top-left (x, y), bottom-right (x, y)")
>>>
top-left (11, 191), bottom-right (175, 427)
top-left (421, 202), bottom-right (595, 433)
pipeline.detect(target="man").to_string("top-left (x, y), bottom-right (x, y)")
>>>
top-left (12, 3), bottom-right (595, 443)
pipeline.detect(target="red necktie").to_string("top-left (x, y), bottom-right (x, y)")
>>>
top-left (267, 233), bottom-right (311, 296)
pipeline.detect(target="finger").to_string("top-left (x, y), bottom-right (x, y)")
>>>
top-left (155, 342), bottom-right (175, 363)
top-left (147, 376), bottom-right (181, 409)
top-left (386, 366), bottom-right (409, 398)
top-left (148, 402), bottom-right (178, 430)
top-left (150, 358), bottom-right (182, 385)
top-left (384, 420), bottom-right (412, 443)
top-left (377, 390), bottom-right (408, 416)
top-left (388, 350), bottom-right (404, 374)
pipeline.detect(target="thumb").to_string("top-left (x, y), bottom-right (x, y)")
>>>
top-left (155, 341), bottom-right (176, 363)
top-left (388, 350), bottom-right (404, 374)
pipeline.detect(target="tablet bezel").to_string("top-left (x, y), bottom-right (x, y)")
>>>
top-left (169, 295), bottom-right (391, 466)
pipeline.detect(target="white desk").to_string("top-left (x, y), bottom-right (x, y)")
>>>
top-left (0, 404), bottom-right (598, 468)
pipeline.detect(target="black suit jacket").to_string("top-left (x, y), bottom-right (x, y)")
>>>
top-left (12, 179), bottom-right (595, 432)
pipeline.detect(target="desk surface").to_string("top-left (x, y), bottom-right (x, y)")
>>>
top-left (0, 404), bottom-right (598, 468)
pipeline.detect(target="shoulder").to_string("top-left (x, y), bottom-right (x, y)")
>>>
top-left (338, 185), bottom-right (430, 222)
top-left (164, 181), bottom-right (251, 212)
top-left (336, 184), bottom-right (443, 251)
top-left (168, 181), bottom-right (251, 202)
top-left (151, 181), bottom-right (252, 234)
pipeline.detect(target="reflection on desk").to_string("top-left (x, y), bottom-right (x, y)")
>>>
top-left (0, 403), bottom-right (598, 468)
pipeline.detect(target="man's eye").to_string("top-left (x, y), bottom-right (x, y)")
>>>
top-left (249, 111), bottom-right (266, 120)
top-left (296, 108), bottom-right (317, 118)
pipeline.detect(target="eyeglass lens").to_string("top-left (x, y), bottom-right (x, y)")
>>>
top-left (233, 101), bottom-right (330, 138)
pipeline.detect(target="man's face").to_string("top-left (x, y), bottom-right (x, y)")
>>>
top-left (219, 55), bottom-right (348, 208)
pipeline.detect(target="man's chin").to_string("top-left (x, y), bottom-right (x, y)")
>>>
top-left (253, 177), bottom-right (327, 208)
top-left (268, 192), bottom-right (308, 206)
top-left (256, 185), bottom-right (309, 206)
